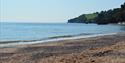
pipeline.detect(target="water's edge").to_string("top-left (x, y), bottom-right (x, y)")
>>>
top-left (0, 33), bottom-right (118, 48)
top-left (0, 33), bottom-right (92, 44)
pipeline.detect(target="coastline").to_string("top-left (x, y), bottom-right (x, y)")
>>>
top-left (0, 32), bottom-right (125, 63)
top-left (0, 32), bottom-right (119, 48)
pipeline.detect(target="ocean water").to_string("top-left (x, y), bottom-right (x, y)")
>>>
top-left (0, 22), bottom-right (125, 43)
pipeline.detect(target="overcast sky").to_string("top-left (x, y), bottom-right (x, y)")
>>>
top-left (0, 0), bottom-right (124, 23)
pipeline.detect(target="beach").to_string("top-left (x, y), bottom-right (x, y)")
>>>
top-left (0, 32), bottom-right (125, 63)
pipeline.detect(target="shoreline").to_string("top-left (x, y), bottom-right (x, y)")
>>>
top-left (0, 32), bottom-right (119, 48)
top-left (0, 32), bottom-right (125, 63)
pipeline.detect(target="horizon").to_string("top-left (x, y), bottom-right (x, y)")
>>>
top-left (0, 0), bottom-right (124, 23)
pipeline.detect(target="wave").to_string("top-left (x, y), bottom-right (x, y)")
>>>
top-left (0, 33), bottom-right (92, 44)
top-left (0, 33), bottom-right (117, 48)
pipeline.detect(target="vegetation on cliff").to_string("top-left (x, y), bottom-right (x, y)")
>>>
top-left (68, 3), bottom-right (125, 24)
top-left (68, 13), bottom-right (98, 23)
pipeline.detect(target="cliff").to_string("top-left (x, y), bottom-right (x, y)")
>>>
top-left (68, 13), bottom-right (98, 23)
top-left (68, 3), bottom-right (125, 24)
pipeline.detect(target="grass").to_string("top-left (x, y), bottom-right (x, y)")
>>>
top-left (85, 13), bottom-right (98, 20)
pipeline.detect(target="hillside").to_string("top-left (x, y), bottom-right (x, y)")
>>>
top-left (68, 13), bottom-right (98, 23)
top-left (84, 13), bottom-right (98, 23)
top-left (68, 3), bottom-right (125, 24)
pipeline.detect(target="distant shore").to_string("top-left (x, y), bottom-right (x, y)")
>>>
top-left (0, 32), bottom-right (125, 63)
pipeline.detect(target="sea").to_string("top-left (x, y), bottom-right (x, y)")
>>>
top-left (0, 22), bottom-right (125, 47)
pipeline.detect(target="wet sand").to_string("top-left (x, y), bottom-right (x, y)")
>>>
top-left (0, 32), bottom-right (125, 63)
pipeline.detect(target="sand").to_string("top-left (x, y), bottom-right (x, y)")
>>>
top-left (0, 32), bottom-right (125, 63)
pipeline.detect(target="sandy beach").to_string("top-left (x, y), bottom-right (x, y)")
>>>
top-left (0, 32), bottom-right (125, 63)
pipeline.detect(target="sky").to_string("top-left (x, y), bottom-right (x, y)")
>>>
top-left (0, 0), bottom-right (125, 23)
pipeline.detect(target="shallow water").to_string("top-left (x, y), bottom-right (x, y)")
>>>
top-left (0, 22), bottom-right (125, 43)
